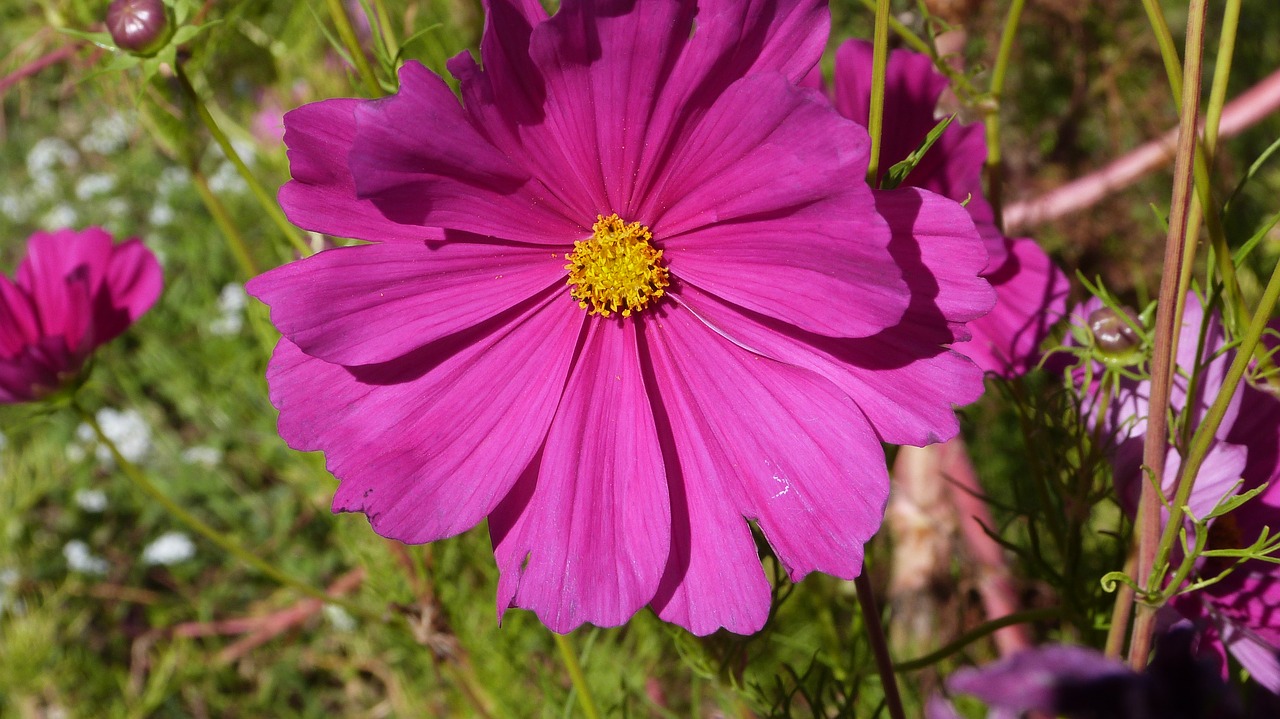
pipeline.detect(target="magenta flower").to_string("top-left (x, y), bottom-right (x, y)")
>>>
top-left (1077, 294), bottom-right (1280, 692)
top-left (248, 0), bottom-right (993, 635)
top-left (0, 227), bottom-right (162, 404)
top-left (826, 39), bottom-right (1068, 377)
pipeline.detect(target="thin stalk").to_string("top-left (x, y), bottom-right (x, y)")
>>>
top-left (1103, 554), bottom-right (1136, 659)
top-left (894, 607), bottom-right (1061, 672)
top-left (858, 0), bottom-right (933, 55)
top-left (984, 0), bottom-right (1027, 231)
top-left (866, 0), bottom-right (892, 184)
top-left (326, 0), bottom-right (383, 97)
top-left (1129, 0), bottom-right (1210, 671)
top-left (74, 401), bottom-right (375, 622)
top-left (174, 63), bottom-right (311, 259)
top-left (1141, 0), bottom-right (1245, 336)
top-left (190, 170), bottom-right (279, 353)
top-left (553, 632), bottom-right (601, 719)
top-left (1153, 247), bottom-right (1280, 605)
top-left (854, 573), bottom-right (906, 719)
top-left (1204, 0), bottom-right (1243, 156)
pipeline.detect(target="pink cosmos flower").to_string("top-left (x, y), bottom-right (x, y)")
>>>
top-left (0, 227), bottom-right (162, 404)
top-left (1077, 294), bottom-right (1280, 691)
top-left (826, 39), bottom-right (1069, 377)
top-left (248, 0), bottom-right (994, 635)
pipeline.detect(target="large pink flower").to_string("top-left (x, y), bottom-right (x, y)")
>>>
top-left (0, 227), bottom-right (162, 404)
top-left (827, 39), bottom-right (1069, 377)
top-left (249, 0), bottom-right (993, 635)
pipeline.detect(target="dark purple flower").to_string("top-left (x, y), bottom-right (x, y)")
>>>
top-left (106, 0), bottom-right (175, 57)
top-left (942, 626), bottom-right (1240, 718)
top-left (0, 227), bottom-right (162, 403)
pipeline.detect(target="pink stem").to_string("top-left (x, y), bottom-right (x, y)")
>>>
top-left (939, 437), bottom-right (1033, 656)
top-left (0, 44), bottom-right (80, 95)
top-left (1004, 67), bottom-right (1280, 232)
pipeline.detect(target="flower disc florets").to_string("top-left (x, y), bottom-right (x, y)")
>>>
top-left (565, 214), bottom-right (669, 318)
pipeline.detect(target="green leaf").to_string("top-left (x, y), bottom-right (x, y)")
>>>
top-left (880, 114), bottom-right (955, 190)
top-left (171, 19), bottom-right (222, 46)
top-left (57, 28), bottom-right (117, 50)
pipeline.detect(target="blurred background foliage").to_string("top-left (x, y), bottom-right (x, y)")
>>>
top-left (1, 0), bottom-right (1278, 716)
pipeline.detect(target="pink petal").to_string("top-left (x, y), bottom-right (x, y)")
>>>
top-left (350, 62), bottom-right (582, 243)
top-left (830, 39), bottom-right (1004, 266)
top-left (17, 228), bottom-right (113, 347)
top-left (93, 238), bottom-right (163, 346)
top-left (673, 282), bottom-right (983, 447)
top-left (953, 236), bottom-right (1069, 377)
top-left (667, 187), bottom-right (990, 446)
top-left (643, 305), bottom-right (889, 584)
top-left (523, 0), bottom-right (698, 216)
top-left (279, 98), bottom-right (436, 243)
top-left (266, 293), bottom-right (582, 544)
top-left (0, 277), bottom-right (38, 358)
top-left (1219, 618), bottom-right (1280, 693)
top-left (490, 319), bottom-right (669, 632)
top-left (247, 241), bottom-right (563, 366)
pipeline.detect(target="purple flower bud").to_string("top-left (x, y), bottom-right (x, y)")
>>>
top-left (1088, 305), bottom-right (1142, 355)
top-left (106, 0), bottom-right (174, 57)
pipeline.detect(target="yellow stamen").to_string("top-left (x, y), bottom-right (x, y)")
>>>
top-left (565, 214), bottom-right (669, 317)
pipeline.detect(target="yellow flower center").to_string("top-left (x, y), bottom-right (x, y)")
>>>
top-left (565, 214), bottom-right (669, 318)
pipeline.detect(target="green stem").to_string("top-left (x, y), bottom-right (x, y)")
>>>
top-left (326, 0), bottom-right (383, 97)
top-left (894, 607), bottom-right (1061, 672)
top-left (553, 632), bottom-right (601, 719)
top-left (865, 0), bottom-right (892, 184)
top-left (74, 401), bottom-right (374, 622)
top-left (984, 0), bottom-right (1027, 231)
top-left (174, 63), bottom-right (311, 259)
top-left (1129, 0), bottom-right (1210, 671)
top-left (191, 169), bottom-right (258, 278)
top-left (854, 573), bottom-right (905, 719)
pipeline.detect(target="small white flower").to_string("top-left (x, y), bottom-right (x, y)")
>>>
top-left (73, 489), bottom-right (109, 513)
top-left (63, 540), bottom-right (109, 575)
top-left (207, 161), bottom-right (247, 194)
top-left (141, 532), bottom-right (196, 566)
top-left (26, 137), bottom-right (79, 176)
top-left (93, 408), bottom-right (153, 465)
top-left (157, 166), bottom-right (192, 196)
top-left (209, 283), bottom-right (248, 336)
top-left (40, 203), bottom-right (79, 230)
top-left (0, 193), bottom-right (34, 223)
top-left (149, 202), bottom-right (175, 226)
top-left (323, 604), bottom-right (357, 632)
top-left (74, 173), bottom-right (117, 200)
top-left (180, 445), bottom-right (223, 468)
top-left (79, 113), bottom-right (134, 155)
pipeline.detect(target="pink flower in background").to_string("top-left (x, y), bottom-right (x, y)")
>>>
top-left (0, 227), bottom-right (162, 404)
top-left (1078, 294), bottom-right (1280, 692)
top-left (249, 0), bottom-right (993, 635)
top-left (827, 39), bottom-right (1069, 377)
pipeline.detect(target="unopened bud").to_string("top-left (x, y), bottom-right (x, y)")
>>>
top-left (1088, 306), bottom-right (1141, 355)
top-left (106, 0), bottom-right (174, 57)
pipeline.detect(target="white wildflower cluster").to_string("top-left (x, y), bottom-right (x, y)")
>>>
top-left (0, 192), bottom-right (36, 223)
top-left (74, 173), bottom-right (117, 201)
top-left (150, 166), bottom-right (192, 227)
top-left (209, 283), bottom-right (248, 336)
top-left (63, 540), bottom-right (109, 576)
top-left (141, 532), bottom-right (196, 566)
top-left (68, 408), bottom-right (153, 467)
top-left (26, 137), bottom-right (80, 178)
top-left (79, 112), bottom-right (134, 155)
top-left (39, 203), bottom-right (79, 230)
top-left (180, 445), bottom-right (224, 468)
top-left (73, 488), bottom-right (109, 513)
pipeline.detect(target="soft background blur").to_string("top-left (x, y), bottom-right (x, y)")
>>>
top-left (2, 0), bottom-right (1279, 716)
